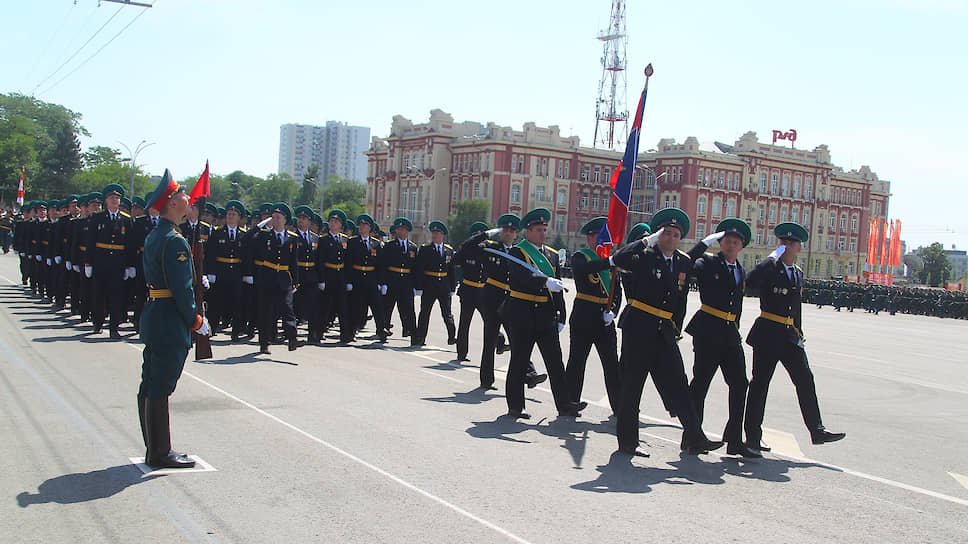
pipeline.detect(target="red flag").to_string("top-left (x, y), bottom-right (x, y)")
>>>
top-left (189, 160), bottom-right (210, 205)
top-left (879, 219), bottom-right (888, 267)
top-left (16, 166), bottom-right (25, 207)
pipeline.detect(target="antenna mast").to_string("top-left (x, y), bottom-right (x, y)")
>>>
top-left (593, 0), bottom-right (629, 149)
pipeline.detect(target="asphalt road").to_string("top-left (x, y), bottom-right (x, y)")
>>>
top-left (1, 253), bottom-right (966, 543)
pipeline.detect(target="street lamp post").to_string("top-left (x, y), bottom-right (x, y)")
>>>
top-left (119, 139), bottom-right (155, 198)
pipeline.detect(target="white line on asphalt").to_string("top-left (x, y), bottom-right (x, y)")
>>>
top-left (810, 359), bottom-right (968, 395)
top-left (419, 369), bottom-right (464, 383)
top-left (129, 456), bottom-right (218, 475)
top-left (949, 472), bottom-right (968, 491)
top-left (0, 273), bottom-right (16, 284)
top-left (125, 343), bottom-right (535, 544)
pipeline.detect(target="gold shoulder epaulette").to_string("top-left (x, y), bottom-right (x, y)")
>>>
top-left (119, 211), bottom-right (130, 218)
top-left (199, 221), bottom-right (211, 227)
top-left (444, 244), bottom-right (453, 250)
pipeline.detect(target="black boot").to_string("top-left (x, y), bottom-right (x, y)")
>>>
top-left (145, 397), bottom-right (195, 469)
top-left (137, 393), bottom-right (148, 455)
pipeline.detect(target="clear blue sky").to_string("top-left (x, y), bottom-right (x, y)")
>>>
top-left (2, 0), bottom-right (966, 249)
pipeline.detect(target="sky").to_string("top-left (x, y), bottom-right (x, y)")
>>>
top-left (2, 0), bottom-right (966, 250)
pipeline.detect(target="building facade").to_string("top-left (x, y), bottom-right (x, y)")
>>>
top-left (279, 121), bottom-right (370, 186)
top-left (365, 111), bottom-right (892, 278)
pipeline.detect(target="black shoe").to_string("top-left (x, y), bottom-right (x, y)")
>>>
top-left (144, 397), bottom-right (196, 469)
top-left (558, 407), bottom-right (582, 418)
top-left (92, 326), bottom-right (102, 334)
top-left (259, 345), bottom-right (271, 355)
top-left (288, 339), bottom-right (305, 351)
top-left (231, 333), bottom-right (240, 342)
top-left (410, 339), bottom-right (425, 347)
top-left (384, 328), bottom-right (393, 338)
top-left (811, 429), bottom-right (846, 444)
top-left (525, 373), bottom-right (547, 388)
top-left (726, 443), bottom-right (763, 458)
top-left (619, 446), bottom-right (651, 457)
top-left (109, 330), bottom-right (122, 340)
top-left (577, 401), bottom-right (588, 411)
top-left (507, 410), bottom-right (531, 420)
top-left (480, 384), bottom-right (498, 391)
top-left (668, 409), bottom-right (678, 418)
top-left (496, 343), bottom-right (509, 355)
top-left (746, 440), bottom-right (771, 452)
top-left (307, 334), bottom-right (320, 345)
top-left (684, 438), bottom-right (724, 455)
top-left (458, 356), bottom-right (470, 362)
top-left (378, 335), bottom-right (388, 344)
top-left (447, 336), bottom-right (457, 345)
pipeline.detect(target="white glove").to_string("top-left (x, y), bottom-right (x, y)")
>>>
top-left (644, 227), bottom-right (664, 246)
top-left (449, 291), bottom-right (455, 298)
top-left (54, 256), bottom-right (62, 264)
top-left (414, 289), bottom-right (423, 296)
top-left (317, 282), bottom-right (326, 292)
top-left (379, 284), bottom-right (388, 295)
top-left (35, 255), bottom-right (42, 261)
top-left (206, 274), bottom-right (216, 284)
top-left (346, 283), bottom-right (353, 292)
top-left (257, 217), bottom-right (272, 228)
top-left (545, 277), bottom-right (565, 293)
top-left (200, 275), bottom-right (210, 289)
top-left (122, 269), bottom-right (131, 280)
top-left (73, 264), bottom-right (80, 273)
top-left (768, 244), bottom-right (786, 261)
top-left (608, 255), bottom-right (614, 266)
top-left (485, 227), bottom-right (502, 237)
top-left (196, 317), bottom-right (211, 336)
top-left (557, 322), bottom-right (565, 333)
top-left (126, 267), bottom-right (136, 279)
top-left (603, 311), bottom-right (615, 326)
top-left (65, 260), bottom-right (72, 271)
top-left (84, 265), bottom-right (93, 278)
top-left (242, 275), bottom-right (254, 284)
top-left (702, 231), bottom-right (726, 245)
top-left (45, 258), bottom-right (51, 266)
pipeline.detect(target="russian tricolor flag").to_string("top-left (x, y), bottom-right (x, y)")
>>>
top-left (595, 65), bottom-right (652, 258)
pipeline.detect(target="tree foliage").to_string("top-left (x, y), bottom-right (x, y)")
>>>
top-left (295, 164), bottom-right (319, 207)
top-left (447, 198), bottom-right (490, 245)
top-left (917, 242), bottom-right (952, 287)
top-left (320, 175), bottom-right (365, 210)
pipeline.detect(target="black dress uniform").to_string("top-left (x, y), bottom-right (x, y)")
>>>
top-left (70, 208), bottom-right (94, 320)
top-left (86, 208), bottom-right (134, 336)
top-left (564, 248), bottom-right (623, 415)
top-left (453, 241), bottom-right (487, 361)
top-left (291, 228), bottom-right (321, 342)
top-left (247, 225), bottom-right (301, 352)
top-left (744, 223), bottom-right (845, 448)
top-left (51, 209), bottom-right (74, 310)
top-left (346, 234), bottom-right (386, 342)
top-left (317, 230), bottom-right (352, 342)
top-left (129, 214), bottom-right (157, 332)
top-left (204, 223), bottom-right (247, 340)
top-left (686, 243), bottom-right (752, 453)
top-left (381, 235), bottom-right (419, 338)
top-left (413, 238), bottom-right (457, 347)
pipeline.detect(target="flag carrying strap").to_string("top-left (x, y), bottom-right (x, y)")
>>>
top-left (515, 240), bottom-right (554, 277)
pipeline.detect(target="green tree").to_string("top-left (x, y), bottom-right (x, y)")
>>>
top-left (71, 162), bottom-right (150, 197)
top-left (320, 175), bottom-right (364, 211)
top-left (551, 234), bottom-right (565, 250)
top-left (446, 198), bottom-right (490, 244)
top-left (295, 164), bottom-right (319, 207)
top-left (250, 173), bottom-right (298, 207)
top-left (82, 146), bottom-right (123, 168)
top-left (918, 242), bottom-right (952, 287)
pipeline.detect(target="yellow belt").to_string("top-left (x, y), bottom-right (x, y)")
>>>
top-left (260, 261), bottom-right (289, 272)
top-left (297, 261), bottom-right (316, 268)
top-left (462, 279), bottom-right (485, 288)
top-left (760, 311), bottom-right (794, 325)
top-left (486, 278), bottom-right (510, 290)
top-left (576, 292), bottom-right (609, 305)
top-left (323, 262), bottom-right (344, 270)
top-left (217, 257), bottom-right (241, 264)
top-left (388, 266), bottom-right (411, 274)
top-left (509, 290), bottom-right (549, 303)
top-left (79, 245), bottom-right (87, 251)
top-left (628, 299), bottom-right (674, 319)
top-left (95, 242), bottom-right (125, 250)
top-left (41, 241), bottom-right (49, 245)
top-left (148, 289), bottom-right (172, 299)
top-left (701, 303), bottom-right (737, 322)
top-left (424, 271), bottom-right (447, 278)
top-left (353, 265), bottom-right (375, 271)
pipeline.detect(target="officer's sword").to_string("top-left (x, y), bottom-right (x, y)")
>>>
top-left (482, 247), bottom-right (569, 292)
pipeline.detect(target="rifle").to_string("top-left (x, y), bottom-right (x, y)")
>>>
top-left (191, 196), bottom-right (213, 360)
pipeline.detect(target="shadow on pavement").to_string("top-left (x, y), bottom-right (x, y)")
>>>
top-left (422, 387), bottom-right (502, 405)
top-left (571, 450), bottom-right (724, 494)
top-left (718, 455), bottom-right (840, 483)
top-left (16, 464), bottom-right (161, 507)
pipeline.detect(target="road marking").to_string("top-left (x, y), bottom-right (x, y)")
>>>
top-left (129, 456), bottom-right (218, 475)
top-left (762, 427), bottom-right (805, 458)
top-left (0, 273), bottom-right (16, 284)
top-left (420, 369), bottom-right (463, 383)
top-left (949, 472), bottom-right (968, 491)
top-left (125, 344), bottom-right (535, 544)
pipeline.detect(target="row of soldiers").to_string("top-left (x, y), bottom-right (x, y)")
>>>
top-left (803, 279), bottom-right (968, 318)
top-left (8, 181), bottom-right (846, 461)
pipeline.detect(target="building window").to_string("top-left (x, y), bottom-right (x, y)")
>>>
top-left (580, 193), bottom-right (588, 209)
top-left (542, 158), bottom-right (548, 177)
top-left (592, 195), bottom-right (599, 209)
top-left (756, 230), bottom-right (763, 245)
top-left (759, 173), bottom-right (767, 193)
top-left (849, 239), bottom-right (857, 252)
top-left (829, 214), bottom-right (836, 229)
top-left (473, 183), bottom-right (480, 198)
top-left (557, 161), bottom-right (563, 178)
top-left (646, 170), bottom-right (655, 187)
top-left (510, 154), bottom-right (517, 173)
top-left (697, 170), bottom-right (703, 184)
top-left (712, 197), bottom-right (722, 217)
top-left (840, 214), bottom-right (847, 231)
top-left (725, 200), bottom-right (735, 217)
top-left (696, 223), bottom-right (705, 239)
top-left (535, 185), bottom-right (545, 202)
top-left (719, 172), bottom-right (725, 188)
top-left (463, 184), bottom-right (470, 199)
top-left (791, 206), bottom-right (799, 222)
top-left (558, 189), bottom-right (567, 206)
top-left (771, 174), bottom-right (779, 195)
top-left (697, 196), bottom-right (707, 215)
top-left (555, 215), bottom-right (565, 232)
top-left (633, 170), bottom-right (642, 189)
top-left (511, 185), bottom-right (520, 202)
top-left (758, 205), bottom-right (765, 221)
top-left (564, 162), bottom-right (570, 178)
top-left (452, 184), bottom-right (458, 200)
top-left (814, 259), bottom-right (821, 274)
top-left (782, 174), bottom-right (790, 196)
top-left (838, 237), bottom-right (845, 250)
top-left (793, 176), bottom-right (801, 198)
top-left (581, 165), bottom-right (590, 181)
top-left (517, 156), bottom-right (524, 173)
top-left (672, 195), bottom-right (678, 208)
top-left (780, 207), bottom-right (788, 222)
top-left (664, 195), bottom-right (671, 208)
top-left (848, 262), bottom-right (855, 275)
top-left (826, 237), bottom-right (834, 250)
top-left (594, 166), bottom-right (601, 183)
top-left (851, 214), bottom-right (858, 233)
top-left (645, 199), bottom-right (654, 213)
top-left (803, 210), bottom-right (810, 226)
top-left (769, 204), bottom-right (777, 222)
top-left (804, 179), bottom-right (812, 200)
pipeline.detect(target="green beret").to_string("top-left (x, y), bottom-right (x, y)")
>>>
top-left (67, 194), bottom-right (79, 204)
top-left (293, 205), bottom-right (314, 218)
top-left (131, 196), bottom-right (146, 208)
top-left (311, 212), bottom-right (324, 228)
top-left (204, 202), bottom-right (218, 216)
top-left (101, 183), bottom-right (124, 199)
top-left (120, 197), bottom-right (132, 208)
top-left (428, 220), bottom-right (448, 235)
top-left (522, 208), bottom-right (551, 228)
top-left (650, 207), bottom-right (690, 238)
top-left (86, 192), bottom-right (103, 203)
top-left (393, 217), bottom-right (413, 231)
top-left (327, 208), bottom-right (347, 225)
top-left (579, 216), bottom-right (607, 236)
top-left (497, 214), bottom-right (520, 230)
top-left (775, 222), bottom-right (809, 243)
top-left (356, 213), bottom-right (375, 226)
top-left (225, 200), bottom-right (247, 216)
top-left (270, 202), bottom-right (292, 221)
top-left (468, 221), bottom-right (489, 234)
top-left (259, 202), bottom-right (273, 214)
top-left (76, 195), bottom-right (88, 206)
top-left (626, 223), bottom-right (651, 244)
top-left (344, 218), bottom-right (356, 231)
top-left (716, 218), bottom-right (752, 247)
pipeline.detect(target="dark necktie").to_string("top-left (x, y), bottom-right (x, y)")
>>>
top-left (728, 264), bottom-right (737, 284)
top-left (230, 229), bottom-right (235, 242)
top-left (666, 258), bottom-right (673, 272)
top-left (365, 239), bottom-right (369, 251)
top-left (438, 245), bottom-right (443, 258)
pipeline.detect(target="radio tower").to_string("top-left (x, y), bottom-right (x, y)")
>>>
top-left (593, 0), bottom-right (628, 149)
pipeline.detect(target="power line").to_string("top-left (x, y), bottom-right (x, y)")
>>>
top-left (31, 6), bottom-right (125, 95)
top-left (23, 1), bottom-right (78, 86)
top-left (37, 6), bottom-right (152, 97)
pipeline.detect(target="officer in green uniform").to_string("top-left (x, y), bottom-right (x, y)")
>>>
top-left (412, 220), bottom-right (457, 347)
top-left (138, 171), bottom-right (210, 469)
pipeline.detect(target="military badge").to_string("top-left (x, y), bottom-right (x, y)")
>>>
top-left (409, 251), bottom-right (415, 258)
top-left (371, 248), bottom-right (377, 256)
top-left (176, 251), bottom-right (188, 262)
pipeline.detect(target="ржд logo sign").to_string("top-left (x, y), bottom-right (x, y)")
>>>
top-left (772, 129), bottom-right (797, 145)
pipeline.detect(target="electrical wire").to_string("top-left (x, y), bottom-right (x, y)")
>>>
top-left (23, 1), bottom-right (78, 86)
top-left (31, 5), bottom-right (125, 95)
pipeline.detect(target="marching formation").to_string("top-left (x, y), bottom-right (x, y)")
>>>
top-left (803, 280), bottom-right (968, 319)
top-left (6, 175), bottom-right (848, 467)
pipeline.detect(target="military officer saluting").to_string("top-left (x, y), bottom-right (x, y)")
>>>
top-left (609, 208), bottom-right (722, 457)
top-left (346, 214), bottom-right (386, 342)
top-left (564, 217), bottom-right (622, 416)
top-left (85, 184), bottom-right (135, 339)
top-left (453, 221), bottom-right (490, 362)
top-left (412, 220), bottom-right (457, 347)
top-left (204, 200), bottom-right (248, 341)
top-left (744, 222), bottom-right (845, 451)
top-left (138, 171), bottom-right (211, 469)
top-left (380, 217), bottom-right (419, 340)
top-left (685, 218), bottom-right (761, 458)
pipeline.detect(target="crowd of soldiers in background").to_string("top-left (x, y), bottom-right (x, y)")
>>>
top-left (800, 279), bottom-right (968, 319)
